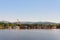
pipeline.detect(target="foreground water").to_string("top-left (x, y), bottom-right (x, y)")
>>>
top-left (0, 29), bottom-right (60, 40)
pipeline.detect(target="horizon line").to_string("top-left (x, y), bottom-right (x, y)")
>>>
top-left (0, 20), bottom-right (59, 23)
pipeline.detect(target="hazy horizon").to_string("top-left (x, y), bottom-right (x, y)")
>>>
top-left (0, 0), bottom-right (60, 23)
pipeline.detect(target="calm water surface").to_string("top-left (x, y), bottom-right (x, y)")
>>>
top-left (0, 29), bottom-right (60, 40)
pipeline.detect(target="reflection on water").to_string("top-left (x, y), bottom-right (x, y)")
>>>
top-left (0, 29), bottom-right (60, 40)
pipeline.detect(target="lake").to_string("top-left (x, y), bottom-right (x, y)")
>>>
top-left (0, 29), bottom-right (60, 40)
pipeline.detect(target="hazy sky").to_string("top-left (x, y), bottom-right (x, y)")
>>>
top-left (0, 0), bottom-right (60, 22)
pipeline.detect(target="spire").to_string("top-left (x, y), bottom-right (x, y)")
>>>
top-left (17, 19), bottom-right (21, 25)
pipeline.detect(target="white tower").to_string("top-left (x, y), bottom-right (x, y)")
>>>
top-left (17, 19), bottom-right (21, 25)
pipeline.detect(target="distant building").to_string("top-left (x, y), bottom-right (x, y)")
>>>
top-left (50, 25), bottom-right (56, 29)
top-left (12, 26), bottom-right (20, 29)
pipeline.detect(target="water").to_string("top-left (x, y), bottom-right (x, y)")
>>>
top-left (0, 29), bottom-right (60, 40)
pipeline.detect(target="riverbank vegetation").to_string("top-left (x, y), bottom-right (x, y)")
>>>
top-left (0, 22), bottom-right (60, 29)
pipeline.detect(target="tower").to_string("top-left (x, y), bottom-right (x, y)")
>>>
top-left (17, 19), bottom-right (21, 25)
top-left (17, 19), bottom-right (22, 29)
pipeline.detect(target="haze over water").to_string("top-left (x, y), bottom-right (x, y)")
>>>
top-left (0, 29), bottom-right (60, 40)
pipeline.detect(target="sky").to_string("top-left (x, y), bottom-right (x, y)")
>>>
top-left (0, 0), bottom-right (60, 23)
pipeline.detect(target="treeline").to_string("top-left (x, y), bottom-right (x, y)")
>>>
top-left (0, 22), bottom-right (60, 29)
top-left (0, 22), bottom-right (17, 29)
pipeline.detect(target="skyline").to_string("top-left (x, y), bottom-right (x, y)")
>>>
top-left (0, 0), bottom-right (60, 23)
